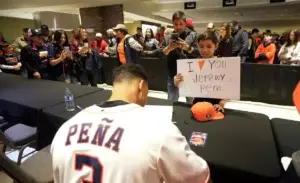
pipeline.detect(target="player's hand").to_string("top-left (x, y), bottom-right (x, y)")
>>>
top-left (33, 72), bottom-right (41, 79)
top-left (174, 73), bottom-right (184, 88)
top-left (214, 104), bottom-right (224, 113)
top-left (176, 38), bottom-right (189, 51)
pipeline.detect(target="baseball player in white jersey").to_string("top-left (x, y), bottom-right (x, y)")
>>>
top-left (51, 64), bottom-right (210, 183)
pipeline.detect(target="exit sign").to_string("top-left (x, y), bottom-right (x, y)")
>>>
top-left (184, 2), bottom-right (196, 9)
top-left (270, 0), bottom-right (285, 3)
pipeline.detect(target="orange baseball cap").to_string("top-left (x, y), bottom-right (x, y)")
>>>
top-left (293, 81), bottom-right (300, 114)
top-left (191, 102), bottom-right (224, 122)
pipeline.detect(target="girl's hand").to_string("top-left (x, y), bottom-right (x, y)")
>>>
top-left (214, 104), bottom-right (224, 113)
top-left (174, 73), bottom-right (184, 88)
top-left (60, 50), bottom-right (67, 61)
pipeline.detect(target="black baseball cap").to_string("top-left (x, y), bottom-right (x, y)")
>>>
top-left (40, 25), bottom-right (49, 31)
top-left (28, 29), bottom-right (41, 37)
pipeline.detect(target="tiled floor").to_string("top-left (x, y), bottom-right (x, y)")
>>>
top-left (1, 84), bottom-right (299, 182)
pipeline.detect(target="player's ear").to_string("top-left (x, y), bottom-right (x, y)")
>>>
top-left (138, 79), bottom-right (148, 92)
top-left (138, 79), bottom-right (144, 91)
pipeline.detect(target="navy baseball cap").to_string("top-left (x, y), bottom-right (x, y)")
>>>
top-left (40, 25), bottom-right (49, 31)
top-left (28, 29), bottom-right (41, 37)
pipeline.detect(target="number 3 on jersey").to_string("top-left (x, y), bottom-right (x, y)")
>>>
top-left (75, 154), bottom-right (103, 183)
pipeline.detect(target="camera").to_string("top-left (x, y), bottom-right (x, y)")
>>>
top-left (171, 33), bottom-right (179, 41)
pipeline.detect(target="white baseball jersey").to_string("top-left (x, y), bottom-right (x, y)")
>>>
top-left (51, 101), bottom-right (209, 183)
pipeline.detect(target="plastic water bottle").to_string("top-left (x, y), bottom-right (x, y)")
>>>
top-left (64, 88), bottom-right (75, 111)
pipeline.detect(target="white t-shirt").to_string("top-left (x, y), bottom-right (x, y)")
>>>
top-left (51, 102), bottom-right (209, 183)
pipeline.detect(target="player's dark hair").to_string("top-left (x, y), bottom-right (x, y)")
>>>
top-left (172, 11), bottom-right (186, 22)
top-left (112, 64), bottom-right (148, 84)
top-left (197, 31), bottom-right (219, 46)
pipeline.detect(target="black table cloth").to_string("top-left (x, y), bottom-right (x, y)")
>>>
top-left (0, 73), bottom-right (101, 125)
top-left (271, 118), bottom-right (300, 158)
top-left (172, 102), bottom-right (282, 183)
top-left (37, 90), bottom-right (172, 149)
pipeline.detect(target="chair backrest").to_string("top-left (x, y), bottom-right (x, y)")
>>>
top-left (0, 153), bottom-right (36, 183)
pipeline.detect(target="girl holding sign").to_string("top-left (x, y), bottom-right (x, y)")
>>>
top-left (174, 31), bottom-right (227, 112)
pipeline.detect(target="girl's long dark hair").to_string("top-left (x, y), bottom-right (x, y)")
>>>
top-left (286, 30), bottom-right (299, 47)
top-left (144, 28), bottom-right (154, 42)
top-left (220, 23), bottom-right (231, 40)
top-left (54, 30), bottom-right (69, 48)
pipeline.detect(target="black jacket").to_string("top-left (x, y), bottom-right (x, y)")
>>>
top-left (215, 37), bottom-right (233, 57)
top-left (20, 43), bottom-right (53, 77)
top-left (167, 29), bottom-right (199, 77)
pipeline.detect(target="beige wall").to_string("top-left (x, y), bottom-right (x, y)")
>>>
top-left (195, 20), bottom-right (300, 35)
top-left (125, 21), bottom-right (141, 35)
top-left (34, 11), bottom-right (80, 30)
top-left (0, 16), bottom-right (34, 44)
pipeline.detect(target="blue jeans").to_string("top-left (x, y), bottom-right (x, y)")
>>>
top-left (167, 76), bottom-right (179, 101)
top-left (167, 76), bottom-right (193, 104)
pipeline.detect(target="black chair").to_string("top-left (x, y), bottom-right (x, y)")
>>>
top-left (0, 145), bottom-right (53, 183)
top-left (0, 116), bottom-right (14, 131)
top-left (0, 123), bottom-right (37, 165)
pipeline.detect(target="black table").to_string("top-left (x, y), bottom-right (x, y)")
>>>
top-left (0, 73), bottom-right (101, 125)
top-left (279, 162), bottom-right (300, 183)
top-left (271, 118), bottom-right (300, 158)
top-left (172, 102), bottom-right (282, 183)
top-left (37, 90), bottom-right (172, 149)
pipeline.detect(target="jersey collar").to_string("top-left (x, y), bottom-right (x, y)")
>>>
top-left (97, 100), bottom-right (129, 108)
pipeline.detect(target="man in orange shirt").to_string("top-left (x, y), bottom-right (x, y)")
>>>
top-left (255, 33), bottom-right (276, 64)
top-left (113, 24), bottom-right (143, 65)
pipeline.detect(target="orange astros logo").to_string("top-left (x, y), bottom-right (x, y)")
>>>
top-left (198, 60), bottom-right (205, 71)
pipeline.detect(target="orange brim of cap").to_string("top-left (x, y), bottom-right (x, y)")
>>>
top-left (293, 81), bottom-right (300, 114)
top-left (211, 111), bottom-right (224, 120)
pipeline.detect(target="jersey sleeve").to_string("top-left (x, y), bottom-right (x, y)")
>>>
top-left (157, 124), bottom-right (210, 183)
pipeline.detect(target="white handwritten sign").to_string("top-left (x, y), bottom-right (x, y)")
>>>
top-left (177, 57), bottom-right (240, 100)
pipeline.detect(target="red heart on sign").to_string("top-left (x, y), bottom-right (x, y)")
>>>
top-left (198, 60), bottom-right (205, 71)
top-left (293, 81), bottom-right (300, 114)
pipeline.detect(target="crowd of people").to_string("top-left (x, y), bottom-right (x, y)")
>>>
top-left (0, 11), bottom-right (299, 98)
top-left (1, 10), bottom-right (300, 183)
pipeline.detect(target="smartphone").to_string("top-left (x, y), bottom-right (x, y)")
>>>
top-left (171, 33), bottom-right (179, 41)
top-left (64, 46), bottom-right (70, 51)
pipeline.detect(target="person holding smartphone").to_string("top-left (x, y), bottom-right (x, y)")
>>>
top-left (174, 31), bottom-right (227, 112)
top-left (163, 11), bottom-right (199, 103)
top-left (70, 27), bottom-right (102, 86)
top-left (21, 29), bottom-right (53, 79)
top-left (48, 30), bottom-right (75, 83)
